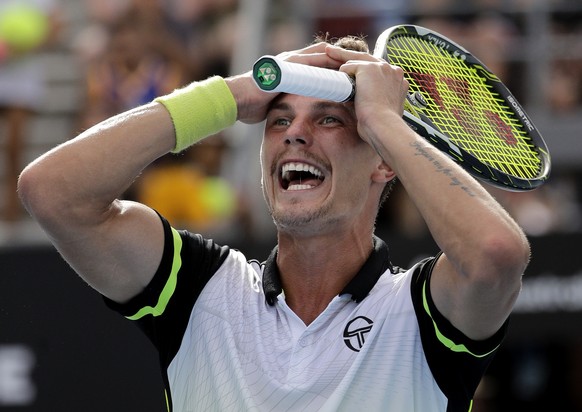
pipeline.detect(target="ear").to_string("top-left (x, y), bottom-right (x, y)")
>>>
top-left (371, 159), bottom-right (396, 183)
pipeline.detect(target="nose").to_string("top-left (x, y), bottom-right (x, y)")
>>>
top-left (284, 119), bottom-right (312, 146)
top-left (285, 135), bottom-right (307, 145)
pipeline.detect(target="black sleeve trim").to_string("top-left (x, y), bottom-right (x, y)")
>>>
top-left (410, 254), bottom-right (509, 412)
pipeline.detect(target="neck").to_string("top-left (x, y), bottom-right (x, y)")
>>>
top-left (276, 231), bottom-right (374, 325)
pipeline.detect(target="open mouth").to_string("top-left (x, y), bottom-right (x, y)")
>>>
top-left (280, 162), bottom-right (325, 191)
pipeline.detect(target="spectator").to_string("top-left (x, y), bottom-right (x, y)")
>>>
top-left (78, 10), bottom-right (186, 129)
top-left (77, 2), bottom-right (249, 236)
top-left (133, 135), bottom-right (242, 238)
top-left (0, 0), bottom-right (62, 221)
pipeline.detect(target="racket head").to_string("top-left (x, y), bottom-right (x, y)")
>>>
top-left (374, 25), bottom-right (550, 191)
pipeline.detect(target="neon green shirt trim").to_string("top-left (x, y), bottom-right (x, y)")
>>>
top-left (422, 280), bottom-right (499, 358)
top-left (126, 227), bottom-right (183, 320)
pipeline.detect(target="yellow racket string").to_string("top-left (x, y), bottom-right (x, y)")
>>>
top-left (387, 35), bottom-right (542, 179)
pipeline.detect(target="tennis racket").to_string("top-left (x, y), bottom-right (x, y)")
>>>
top-left (252, 24), bottom-right (550, 191)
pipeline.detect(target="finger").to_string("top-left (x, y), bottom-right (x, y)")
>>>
top-left (338, 60), bottom-right (386, 78)
top-left (296, 42), bottom-right (329, 54)
top-left (277, 42), bottom-right (328, 59)
top-left (324, 44), bottom-right (380, 63)
top-left (278, 51), bottom-right (344, 70)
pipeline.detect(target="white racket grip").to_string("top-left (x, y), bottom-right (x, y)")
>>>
top-left (253, 55), bottom-right (355, 103)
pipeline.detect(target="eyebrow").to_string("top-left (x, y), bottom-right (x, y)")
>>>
top-left (268, 100), bottom-right (293, 113)
top-left (268, 99), bottom-right (354, 117)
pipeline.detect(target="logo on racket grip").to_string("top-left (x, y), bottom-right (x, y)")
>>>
top-left (254, 59), bottom-right (280, 90)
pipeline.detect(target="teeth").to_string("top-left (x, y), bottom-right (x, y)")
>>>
top-left (281, 162), bottom-right (323, 181)
top-left (288, 184), bottom-right (315, 191)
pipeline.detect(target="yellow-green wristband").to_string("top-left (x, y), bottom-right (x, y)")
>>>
top-left (154, 76), bottom-right (237, 153)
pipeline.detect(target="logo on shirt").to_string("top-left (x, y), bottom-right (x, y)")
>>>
top-left (343, 316), bottom-right (373, 352)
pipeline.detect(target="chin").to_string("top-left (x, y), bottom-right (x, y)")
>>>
top-left (270, 204), bottom-right (339, 235)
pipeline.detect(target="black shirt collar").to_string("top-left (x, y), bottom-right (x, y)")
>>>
top-left (263, 236), bottom-right (393, 306)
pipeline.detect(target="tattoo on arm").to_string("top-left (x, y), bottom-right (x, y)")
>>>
top-left (411, 141), bottom-right (476, 197)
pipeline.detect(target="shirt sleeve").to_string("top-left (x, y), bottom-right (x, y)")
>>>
top-left (103, 214), bottom-right (230, 368)
top-left (410, 254), bottom-right (509, 411)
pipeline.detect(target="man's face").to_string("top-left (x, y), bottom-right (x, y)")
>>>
top-left (260, 94), bottom-right (387, 235)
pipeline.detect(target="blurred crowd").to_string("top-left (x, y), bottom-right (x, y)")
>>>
top-left (0, 0), bottom-right (63, 222)
top-left (2, 0), bottom-right (582, 241)
top-left (2, 1), bottom-right (582, 410)
top-left (73, 0), bottom-right (250, 241)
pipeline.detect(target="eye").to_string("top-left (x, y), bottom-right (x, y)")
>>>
top-left (267, 116), bottom-right (291, 128)
top-left (275, 118), bottom-right (291, 126)
top-left (321, 116), bottom-right (340, 125)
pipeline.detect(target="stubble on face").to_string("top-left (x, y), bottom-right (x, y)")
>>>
top-left (266, 194), bottom-right (339, 235)
top-left (261, 150), bottom-right (339, 234)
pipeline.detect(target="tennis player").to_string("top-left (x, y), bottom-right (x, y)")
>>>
top-left (18, 37), bottom-right (529, 411)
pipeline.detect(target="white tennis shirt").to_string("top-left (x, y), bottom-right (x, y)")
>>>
top-left (105, 215), bottom-right (506, 412)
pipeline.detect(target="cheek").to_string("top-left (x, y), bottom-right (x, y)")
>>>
top-left (259, 151), bottom-right (275, 200)
top-left (334, 151), bottom-right (377, 194)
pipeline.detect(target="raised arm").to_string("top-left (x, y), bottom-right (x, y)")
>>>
top-left (327, 45), bottom-right (529, 341)
top-left (19, 102), bottom-right (177, 303)
top-left (18, 42), bottom-right (343, 303)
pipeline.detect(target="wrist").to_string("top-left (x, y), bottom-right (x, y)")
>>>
top-left (224, 73), bottom-right (270, 124)
top-left (154, 76), bottom-right (237, 153)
